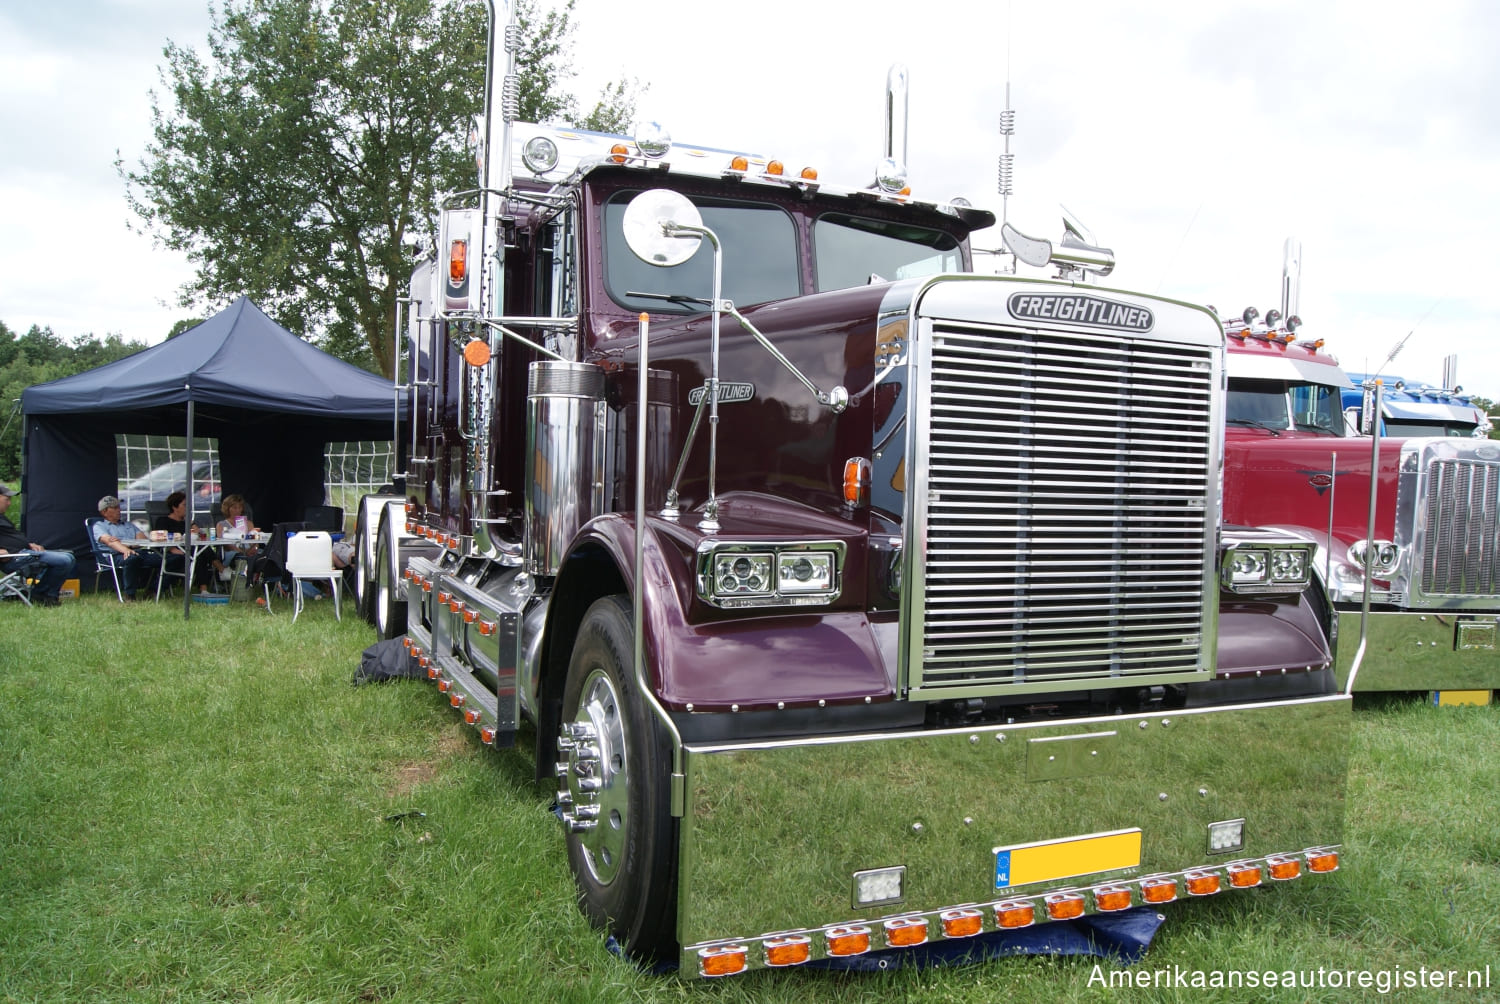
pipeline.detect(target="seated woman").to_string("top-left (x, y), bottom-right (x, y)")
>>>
top-left (153, 491), bottom-right (223, 592)
top-left (215, 493), bottom-right (261, 576)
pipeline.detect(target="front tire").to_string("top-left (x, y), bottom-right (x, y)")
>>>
top-left (558, 595), bottom-right (677, 962)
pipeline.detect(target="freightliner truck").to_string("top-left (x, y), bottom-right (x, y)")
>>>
top-left (351, 2), bottom-right (1349, 977)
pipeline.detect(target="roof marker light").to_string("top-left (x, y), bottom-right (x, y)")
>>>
top-left (765, 160), bottom-right (785, 176)
top-left (800, 166), bottom-right (819, 181)
top-left (728, 155), bottom-right (749, 173)
top-left (608, 142), bottom-right (630, 164)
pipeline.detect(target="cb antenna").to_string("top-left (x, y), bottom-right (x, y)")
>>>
top-left (997, 1), bottom-right (1014, 231)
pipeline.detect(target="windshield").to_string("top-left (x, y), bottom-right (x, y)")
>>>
top-left (1383, 419), bottom-right (1482, 437)
top-left (813, 213), bottom-right (962, 292)
top-left (1228, 379), bottom-right (1344, 435)
top-left (604, 193), bottom-right (800, 313)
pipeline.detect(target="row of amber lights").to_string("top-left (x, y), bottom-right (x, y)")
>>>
top-left (405, 636), bottom-right (500, 745)
top-left (403, 569), bottom-right (499, 636)
top-left (407, 521), bottom-right (462, 549)
top-left (696, 848), bottom-right (1339, 978)
top-left (1226, 327), bottom-right (1327, 351)
top-left (602, 143), bottom-right (916, 198)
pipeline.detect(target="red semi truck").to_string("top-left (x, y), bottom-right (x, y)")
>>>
top-left (1218, 243), bottom-right (1499, 695)
top-left (350, 4), bottom-right (1349, 977)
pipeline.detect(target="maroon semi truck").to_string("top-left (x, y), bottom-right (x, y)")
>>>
top-left (350, 6), bottom-right (1348, 978)
top-left (1218, 242), bottom-right (1499, 695)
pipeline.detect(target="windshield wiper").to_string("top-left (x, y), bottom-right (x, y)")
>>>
top-left (626, 290), bottom-right (711, 308)
top-left (1227, 418), bottom-right (1282, 437)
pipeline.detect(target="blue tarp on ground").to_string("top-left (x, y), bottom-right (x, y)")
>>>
top-left (20, 297), bottom-right (402, 555)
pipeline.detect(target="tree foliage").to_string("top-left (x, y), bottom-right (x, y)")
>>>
top-left (0, 320), bottom-right (149, 481)
top-left (123, 0), bottom-right (640, 376)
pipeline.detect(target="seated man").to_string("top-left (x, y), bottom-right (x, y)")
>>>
top-left (91, 494), bottom-right (162, 600)
top-left (0, 483), bottom-right (77, 607)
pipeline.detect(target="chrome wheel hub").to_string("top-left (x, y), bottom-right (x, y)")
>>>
top-left (557, 668), bottom-right (628, 884)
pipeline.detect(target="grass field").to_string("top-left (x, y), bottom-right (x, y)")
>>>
top-left (1, 595), bottom-right (1496, 1002)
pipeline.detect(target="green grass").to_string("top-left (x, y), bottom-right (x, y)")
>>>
top-left (2, 596), bottom-right (1497, 1002)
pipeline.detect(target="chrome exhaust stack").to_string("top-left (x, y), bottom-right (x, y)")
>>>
top-left (525, 362), bottom-right (607, 576)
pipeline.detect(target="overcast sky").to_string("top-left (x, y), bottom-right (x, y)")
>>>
top-left (4, 0), bottom-right (1497, 397)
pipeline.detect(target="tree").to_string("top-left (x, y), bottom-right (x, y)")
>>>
top-left (123, 0), bottom-right (640, 376)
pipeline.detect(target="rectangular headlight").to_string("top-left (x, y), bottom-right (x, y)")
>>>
top-left (699, 542), bottom-right (845, 608)
top-left (1221, 542), bottom-right (1314, 594)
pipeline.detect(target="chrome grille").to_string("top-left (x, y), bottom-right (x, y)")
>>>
top-left (1420, 459), bottom-right (1500, 598)
top-left (914, 323), bottom-right (1216, 694)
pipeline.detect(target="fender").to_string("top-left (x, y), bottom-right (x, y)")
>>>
top-left (550, 511), bottom-right (891, 713)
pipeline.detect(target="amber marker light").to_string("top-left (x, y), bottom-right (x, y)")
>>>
top-left (1267, 854), bottom-right (1302, 881)
top-left (800, 166), bottom-right (819, 180)
top-left (478, 620), bottom-right (497, 636)
top-left (883, 916), bottom-right (928, 948)
top-left (941, 908), bottom-right (983, 939)
top-left (405, 501), bottom-right (416, 514)
top-left (447, 239), bottom-right (467, 283)
top-left (464, 708), bottom-right (481, 725)
top-left (609, 143), bottom-right (629, 164)
top-left (426, 666), bottom-right (440, 680)
top-left (449, 692), bottom-right (464, 708)
top-left (825, 925), bottom-right (871, 957)
top-left (763, 934), bottom-right (811, 967)
top-left (1045, 892), bottom-right (1085, 921)
top-left (765, 160), bottom-right (785, 176)
top-left (994, 900), bottom-right (1034, 928)
top-left (461, 338), bottom-right (491, 367)
top-left (463, 609), bottom-right (477, 624)
top-left (1140, 877), bottom-right (1178, 904)
top-left (403, 637), bottom-right (413, 650)
top-left (1185, 869), bottom-right (1222, 896)
top-left (479, 726), bottom-right (496, 744)
top-left (1306, 849), bottom-right (1340, 873)
top-left (728, 155), bottom-right (749, 173)
top-left (843, 457), bottom-right (871, 508)
top-left (1227, 861), bottom-right (1262, 888)
top-left (436, 678), bottom-right (450, 693)
top-left (698, 944), bottom-right (747, 978)
top-left (1094, 885), bottom-right (1132, 912)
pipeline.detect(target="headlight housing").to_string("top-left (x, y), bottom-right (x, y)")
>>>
top-left (1346, 539), bottom-right (1401, 577)
top-left (698, 542), bottom-right (845, 608)
top-left (1221, 541), bottom-right (1315, 594)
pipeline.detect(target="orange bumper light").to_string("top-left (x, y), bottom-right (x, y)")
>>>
top-left (825, 925), bottom-right (871, 957)
top-left (1094, 885), bottom-right (1132, 912)
top-left (1307, 849), bottom-right (1340, 873)
top-left (995, 900), bottom-right (1034, 928)
top-left (1046, 892), bottom-right (1085, 921)
top-left (1185, 869), bottom-right (1221, 896)
top-left (941, 907), bottom-right (983, 939)
top-left (1268, 854), bottom-right (1302, 880)
top-left (1140, 877), bottom-right (1178, 904)
top-left (1228, 861), bottom-right (1262, 888)
top-left (763, 934), bottom-right (811, 967)
top-left (883, 916), bottom-right (928, 948)
top-left (698, 944), bottom-right (747, 977)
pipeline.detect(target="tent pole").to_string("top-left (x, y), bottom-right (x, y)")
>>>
top-left (183, 398), bottom-right (195, 619)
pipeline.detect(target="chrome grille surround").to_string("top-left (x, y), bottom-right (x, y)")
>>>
top-left (1406, 440), bottom-right (1500, 604)
top-left (903, 282), bottom-right (1222, 699)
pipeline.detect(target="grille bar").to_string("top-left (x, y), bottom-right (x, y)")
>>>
top-left (1421, 459), bottom-right (1500, 597)
top-left (914, 323), bottom-right (1215, 693)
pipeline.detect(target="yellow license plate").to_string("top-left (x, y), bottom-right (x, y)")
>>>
top-left (995, 828), bottom-right (1142, 889)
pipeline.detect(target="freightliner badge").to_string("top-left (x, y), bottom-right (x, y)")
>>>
top-left (1008, 292), bottom-right (1154, 332)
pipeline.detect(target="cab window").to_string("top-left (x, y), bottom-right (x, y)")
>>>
top-left (813, 214), bottom-right (962, 292)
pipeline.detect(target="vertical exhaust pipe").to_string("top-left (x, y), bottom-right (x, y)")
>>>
top-left (884, 64), bottom-right (909, 172)
top-left (1281, 238), bottom-right (1302, 321)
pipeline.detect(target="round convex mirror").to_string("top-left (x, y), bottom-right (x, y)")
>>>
top-left (622, 189), bottom-right (703, 267)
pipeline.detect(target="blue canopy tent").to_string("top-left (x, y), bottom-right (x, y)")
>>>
top-left (21, 297), bottom-right (403, 605)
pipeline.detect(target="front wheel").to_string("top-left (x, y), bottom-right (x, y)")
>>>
top-left (558, 595), bottom-right (677, 963)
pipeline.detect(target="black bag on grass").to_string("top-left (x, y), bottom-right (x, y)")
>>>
top-left (353, 637), bottom-right (422, 685)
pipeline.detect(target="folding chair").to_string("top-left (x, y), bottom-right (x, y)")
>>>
top-left (0, 554), bottom-right (35, 607)
top-left (86, 517), bottom-right (126, 602)
top-left (285, 531), bottom-right (341, 622)
top-left (154, 545), bottom-right (188, 601)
